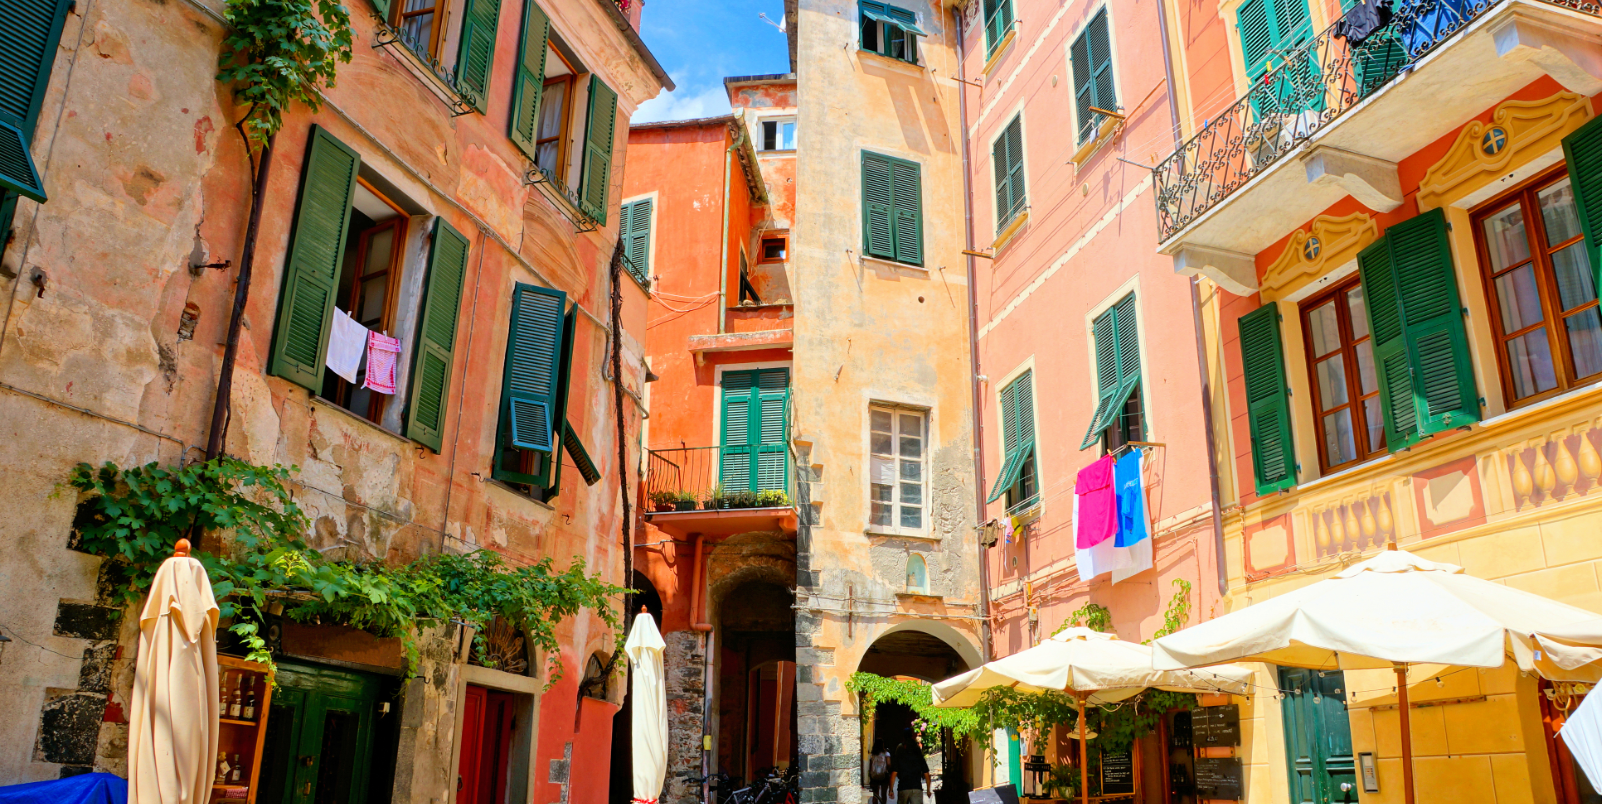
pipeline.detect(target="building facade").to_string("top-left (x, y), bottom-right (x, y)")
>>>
top-left (0, 0), bottom-right (667, 801)
top-left (1159, 0), bottom-right (1603, 800)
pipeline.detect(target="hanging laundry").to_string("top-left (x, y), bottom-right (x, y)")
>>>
top-left (325, 309), bottom-right (367, 384)
top-left (1073, 494), bottom-right (1121, 582)
top-left (1112, 450), bottom-right (1153, 583)
top-left (1074, 455), bottom-right (1117, 549)
top-left (362, 331), bottom-right (402, 395)
top-left (1333, 0), bottom-right (1391, 44)
top-left (1001, 516), bottom-right (1015, 545)
top-left (1112, 536), bottom-right (1152, 584)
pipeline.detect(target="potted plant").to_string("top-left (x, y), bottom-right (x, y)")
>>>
top-left (721, 490), bottom-right (759, 509)
top-left (702, 486), bottom-right (723, 510)
top-left (673, 490), bottom-right (699, 511)
top-left (755, 489), bottom-right (790, 508)
top-left (649, 490), bottom-right (677, 512)
top-left (1043, 764), bottom-right (1080, 801)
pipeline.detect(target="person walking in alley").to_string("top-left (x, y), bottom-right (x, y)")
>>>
top-left (889, 729), bottom-right (931, 804)
top-left (869, 742), bottom-right (892, 804)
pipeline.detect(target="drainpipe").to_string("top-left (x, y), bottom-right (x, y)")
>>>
top-left (690, 533), bottom-right (712, 632)
top-left (1154, 0), bottom-right (1229, 599)
top-left (954, 6), bottom-right (992, 662)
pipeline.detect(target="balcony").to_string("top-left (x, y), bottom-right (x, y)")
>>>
top-left (1154, 0), bottom-right (1600, 288)
top-left (643, 446), bottom-right (798, 537)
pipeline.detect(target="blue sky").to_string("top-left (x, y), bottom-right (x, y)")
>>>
top-left (634, 0), bottom-right (791, 123)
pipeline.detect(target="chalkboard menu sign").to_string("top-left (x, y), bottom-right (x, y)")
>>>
top-left (1100, 752), bottom-right (1134, 795)
top-left (1190, 705), bottom-right (1241, 746)
top-left (1194, 757), bottom-right (1244, 800)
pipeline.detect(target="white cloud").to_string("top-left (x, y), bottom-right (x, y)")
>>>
top-left (632, 78), bottom-right (730, 124)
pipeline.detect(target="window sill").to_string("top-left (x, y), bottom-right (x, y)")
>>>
top-left (485, 478), bottom-right (557, 511)
top-left (309, 396), bottom-right (414, 448)
top-left (858, 48), bottom-right (923, 71)
top-left (758, 149), bottom-right (797, 156)
top-left (372, 17), bottom-right (476, 117)
top-left (865, 528), bottom-right (940, 541)
top-left (730, 301), bottom-right (794, 309)
top-left (981, 25), bottom-right (1018, 77)
top-left (896, 592), bottom-right (943, 602)
top-left (992, 208), bottom-right (1030, 252)
top-left (1069, 114), bottom-right (1122, 168)
top-left (1480, 381), bottom-right (1602, 428)
top-left (525, 164), bottom-right (600, 233)
top-left (859, 253), bottom-right (927, 273)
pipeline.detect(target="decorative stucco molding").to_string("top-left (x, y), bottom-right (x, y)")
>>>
top-left (1418, 91), bottom-right (1595, 211)
top-left (1261, 212), bottom-right (1380, 301)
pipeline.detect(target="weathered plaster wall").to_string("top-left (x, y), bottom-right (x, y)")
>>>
top-left (0, 0), bottom-right (663, 793)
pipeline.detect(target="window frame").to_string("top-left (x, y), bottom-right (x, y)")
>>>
top-left (1068, 6), bottom-right (1118, 145)
top-left (535, 71), bottom-right (575, 182)
top-left (760, 234), bottom-right (789, 263)
top-left (326, 177), bottom-right (410, 424)
top-left (390, 0), bottom-right (447, 61)
top-left (868, 403), bottom-right (929, 536)
top-left (1471, 164), bottom-right (1602, 408)
top-left (859, 1), bottom-right (921, 64)
top-left (982, 0), bottom-right (1015, 58)
top-left (1298, 275), bottom-right (1386, 474)
top-left (759, 118), bottom-right (798, 152)
top-left (988, 369), bottom-right (1040, 511)
top-left (860, 150), bottom-right (924, 267)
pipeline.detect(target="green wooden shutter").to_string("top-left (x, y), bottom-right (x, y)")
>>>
top-left (370, 0), bottom-right (391, 20)
top-left (404, 219), bottom-right (470, 452)
top-left (720, 369), bottom-right (790, 493)
top-left (863, 152), bottom-right (895, 259)
top-left (1005, 117), bottom-right (1025, 221)
top-left (500, 284), bottom-right (566, 460)
top-left (984, 0), bottom-right (1013, 55)
top-left (1071, 9), bottom-right (1114, 143)
top-left (623, 198), bottom-right (652, 280)
top-left (987, 372), bottom-right (1035, 503)
top-left (1236, 0), bottom-right (1277, 78)
top-left (1238, 303), bottom-right (1297, 494)
top-left (1360, 208), bottom-right (1478, 450)
top-left (269, 126), bottom-right (361, 391)
top-left (0, 0), bottom-right (72, 225)
top-left (1562, 117), bottom-right (1602, 296)
top-left (992, 134), bottom-right (1012, 232)
top-left (580, 76), bottom-right (618, 225)
top-left (1080, 295), bottom-right (1141, 449)
top-left (454, 0), bottom-right (500, 113)
top-left (720, 371), bottom-right (755, 492)
top-left (755, 370), bottom-right (790, 492)
top-left (1070, 24), bottom-right (1095, 142)
top-left (561, 422), bottom-right (601, 485)
top-left (891, 158), bottom-right (922, 265)
top-left (509, 0), bottom-right (551, 160)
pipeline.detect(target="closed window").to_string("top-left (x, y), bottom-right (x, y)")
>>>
top-left (492, 284), bottom-right (600, 498)
top-left (760, 119), bottom-right (797, 151)
top-left (1474, 166), bottom-right (1601, 406)
top-left (720, 368), bottom-right (790, 493)
top-left (1080, 294), bottom-right (1143, 453)
top-left (993, 115), bottom-right (1026, 233)
top-left (870, 405), bottom-right (926, 532)
top-left (861, 151), bottom-right (923, 266)
top-left (1068, 8), bottom-right (1116, 143)
top-left (761, 235), bottom-right (788, 262)
top-left (982, 0), bottom-right (1014, 57)
top-left (1300, 278), bottom-right (1385, 472)
top-left (859, 1), bottom-right (923, 64)
top-left (987, 371), bottom-right (1039, 510)
top-left (620, 197), bottom-right (652, 287)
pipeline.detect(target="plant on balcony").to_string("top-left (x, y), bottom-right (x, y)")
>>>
top-left (673, 490), bottom-right (699, 511)
top-left (719, 489), bottom-right (760, 509)
top-left (648, 490), bottom-right (677, 512)
top-left (754, 489), bottom-right (790, 508)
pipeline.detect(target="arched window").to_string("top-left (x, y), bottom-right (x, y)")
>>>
top-left (905, 554), bottom-right (929, 594)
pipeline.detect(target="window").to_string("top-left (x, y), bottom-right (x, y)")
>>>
top-left (761, 235), bottom-right (788, 262)
top-left (720, 368), bottom-right (790, 493)
top-left (987, 371), bottom-right (1038, 509)
top-left (1300, 278), bottom-right (1386, 472)
top-left (512, 19), bottom-right (620, 226)
top-left (737, 249), bottom-right (762, 305)
top-left (760, 119), bottom-right (797, 151)
top-left (0, 0), bottom-right (71, 245)
top-left (861, 152), bottom-right (923, 265)
top-left (1474, 165), bottom-right (1601, 406)
top-left (319, 180), bottom-right (410, 424)
top-left (1080, 294), bottom-right (1143, 452)
top-left (534, 73), bottom-right (573, 178)
top-left (492, 283), bottom-right (600, 498)
top-left (620, 198), bottom-right (652, 287)
top-left (1069, 9), bottom-right (1116, 144)
top-left (870, 405), bottom-right (926, 533)
top-left (992, 115), bottom-right (1026, 233)
top-left (269, 127), bottom-right (469, 452)
top-left (1356, 208), bottom-right (1479, 450)
top-left (904, 554), bottom-right (929, 594)
top-left (390, 0), bottom-right (447, 60)
top-left (982, 0), bottom-right (1014, 57)
top-left (859, 1), bottom-right (924, 64)
top-left (1239, 303), bottom-right (1296, 494)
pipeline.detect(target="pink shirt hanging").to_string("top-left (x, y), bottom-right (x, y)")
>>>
top-left (362, 331), bottom-right (402, 395)
top-left (1075, 455), bottom-right (1118, 549)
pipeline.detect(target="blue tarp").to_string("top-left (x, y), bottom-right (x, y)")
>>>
top-left (0, 773), bottom-right (127, 804)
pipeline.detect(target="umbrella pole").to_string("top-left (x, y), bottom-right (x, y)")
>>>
top-left (1077, 693), bottom-right (1088, 804)
top-left (1395, 663), bottom-right (1415, 804)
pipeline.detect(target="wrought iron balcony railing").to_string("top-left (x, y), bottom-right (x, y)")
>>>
top-left (1152, 0), bottom-right (1600, 243)
top-left (645, 446), bottom-right (793, 511)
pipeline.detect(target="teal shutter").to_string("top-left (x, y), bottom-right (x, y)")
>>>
top-left (1236, 0), bottom-right (1277, 78)
top-left (862, 152), bottom-right (895, 259)
top-left (1562, 117), bottom-right (1601, 297)
top-left (1238, 0), bottom-right (1318, 117)
top-left (986, 371), bottom-right (1036, 503)
top-left (622, 198), bottom-right (652, 282)
top-left (404, 219), bottom-right (470, 452)
top-left (370, 0), bottom-right (391, 21)
top-left (720, 369), bottom-right (789, 493)
top-left (1070, 9), bottom-right (1114, 143)
top-left (454, 0), bottom-right (500, 113)
top-left (538, 307), bottom-right (579, 491)
top-left (891, 157), bottom-right (922, 265)
top-left (0, 0), bottom-right (72, 223)
top-left (579, 76), bottom-right (618, 225)
top-left (501, 284), bottom-right (566, 455)
top-left (994, 116), bottom-right (1025, 231)
top-left (1360, 208), bottom-right (1478, 450)
top-left (992, 134), bottom-right (1012, 233)
top-left (561, 421), bottom-right (601, 485)
top-left (269, 126), bottom-right (361, 391)
top-left (1238, 303), bottom-right (1297, 494)
top-left (1079, 295), bottom-right (1141, 449)
top-left (984, 0), bottom-right (1013, 55)
top-left (509, 0), bottom-right (551, 160)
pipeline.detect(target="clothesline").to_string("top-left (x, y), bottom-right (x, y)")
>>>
top-left (326, 308), bottom-right (401, 395)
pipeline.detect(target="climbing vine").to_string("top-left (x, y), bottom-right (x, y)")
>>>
top-left (65, 458), bottom-right (625, 683)
top-left (1147, 579), bottom-right (1193, 643)
top-left (1052, 602), bottom-right (1113, 636)
top-left (217, 0), bottom-right (353, 146)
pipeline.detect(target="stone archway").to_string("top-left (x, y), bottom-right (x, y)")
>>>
top-left (854, 622), bottom-right (982, 804)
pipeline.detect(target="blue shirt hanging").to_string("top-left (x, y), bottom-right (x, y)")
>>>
top-left (1114, 449), bottom-right (1149, 547)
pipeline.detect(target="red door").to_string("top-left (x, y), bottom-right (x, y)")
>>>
top-left (459, 685), bottom-right (517, 804)
top-left (459, 686), bottom-right (488, 804)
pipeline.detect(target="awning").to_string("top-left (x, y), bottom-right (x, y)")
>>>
top-left (1079, 376), bottom-right (1139, 450)
top-left (0, 118), bottom-right (47, 203)
top-left (861, 2), bottom-right (927, 36)
top-left (985, 445), bottom-right (1030, 503)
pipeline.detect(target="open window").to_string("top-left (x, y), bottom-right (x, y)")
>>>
top-left (987, 371), bottom-right (1039, 510)
top-left (860, 0), bottom-right (925, 64)
top-left (759, 118), bottom-right (796, 152)
top-left (761, 235), bottom-right (788, 262)
top-left (1079, 293), bottom-right (1144, 453)
top-left (320, 180), bottom-right (409, 424)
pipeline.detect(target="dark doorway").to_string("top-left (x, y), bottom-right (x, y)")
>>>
top-left (715, 578), bottom-right (796, 779)
top-left (611, 572), bottom-right (665, 804)
top-left (256, 660), bottom-right (399, 804)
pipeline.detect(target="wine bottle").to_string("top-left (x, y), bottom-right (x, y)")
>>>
top-left (229, 681), bottom-right (243, 719)
top-left (242, 677), bottom-right (256, 720)
top-left (229, 754), bottom-right (242, 783)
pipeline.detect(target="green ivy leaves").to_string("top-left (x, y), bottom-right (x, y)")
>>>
top-left (217, 0), bottom-right (354, 145)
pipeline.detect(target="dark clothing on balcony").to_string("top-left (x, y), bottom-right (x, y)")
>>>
top-left (1334, 0), bottom-right (1391, 43)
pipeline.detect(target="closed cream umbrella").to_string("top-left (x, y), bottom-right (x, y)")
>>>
top-left (1151, 544), bottom-right (1603, 804)
top-left (128, 539), bottom-right (220, 804)
top-left (932, 627), bottom-right (1252, 804)
top-left (626, 607), bottom-right (668, 804)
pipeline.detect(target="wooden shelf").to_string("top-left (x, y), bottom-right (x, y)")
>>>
top-left (214, 655), bottom-right (273, 804)
top-left (220, 718), bottom-right (262, 727)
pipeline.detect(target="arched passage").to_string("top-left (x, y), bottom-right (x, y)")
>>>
top-left (712, 575), bottom-right (796, 779)
top-left (856, 623), bottom-right (981, 804)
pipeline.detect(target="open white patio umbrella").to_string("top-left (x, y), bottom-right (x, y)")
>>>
top-left (932, 627), bottom-right (1252, 804)
top-left (626, 607), bottom-right (667, 804)
top-left (128, 538), bottom-right (220, 804)
top-left (1151, 545), bottom-right (1603, 804)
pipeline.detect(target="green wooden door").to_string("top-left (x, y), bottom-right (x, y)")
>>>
top-left (719, 368), bottom-right (789, 493)
top-left (1279, 668), bottom-right (1357, 804)
top-left (261, 662), bottom-right (382, 804)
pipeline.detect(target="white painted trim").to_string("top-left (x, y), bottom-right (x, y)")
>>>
top-left (865, 401), bottom-right (933, 537)
top-left (988, 106), bottom-right (1029, 236)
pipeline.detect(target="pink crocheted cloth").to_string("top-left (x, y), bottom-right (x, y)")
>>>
top-left (362, 331), bottom-right (402, 394)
